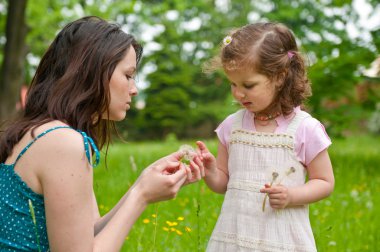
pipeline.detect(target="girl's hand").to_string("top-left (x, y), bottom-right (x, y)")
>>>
top-left (260, 184), bottom-right (292, 209)
top-left (196, 141), bottom-right (217, 177)
top-left (182, 155), bottom-right (205, 185)
top-left (133, 151), bottom-right (188, 204)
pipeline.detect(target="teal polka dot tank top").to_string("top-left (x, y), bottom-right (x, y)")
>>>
top-left (0, 126), bottom-right (100, 251)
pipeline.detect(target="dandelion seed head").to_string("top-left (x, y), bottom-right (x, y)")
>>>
top-left (272, 172), bottom-right (279, 180)
top-left (179, 144), bottom-right (196, 163)
top-left (285, 166), bottom-right (296, 176)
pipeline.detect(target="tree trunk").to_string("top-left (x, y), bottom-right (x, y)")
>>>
top-left (0, 0), bottom-right (28, 123)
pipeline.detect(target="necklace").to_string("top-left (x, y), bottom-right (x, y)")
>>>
top-left (254, 111), bottom-right (281, 121)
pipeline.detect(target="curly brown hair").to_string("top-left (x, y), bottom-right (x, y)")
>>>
top-left (204, 22), bottom-right (311, 115)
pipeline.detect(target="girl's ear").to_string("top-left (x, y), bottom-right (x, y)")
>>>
top-left (274, 71), bottom-right (286, 89)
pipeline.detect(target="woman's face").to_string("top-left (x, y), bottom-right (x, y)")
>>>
top-left (105, 47), bottom-right (138, 121)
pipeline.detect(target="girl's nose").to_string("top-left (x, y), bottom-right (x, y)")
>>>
top-left (235, 90), bottom-right (245, 99)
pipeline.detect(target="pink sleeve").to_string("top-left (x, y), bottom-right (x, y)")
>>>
top-left (214, 113), bottom-right (236, 147)
top-left (295, 117), bottom-right (332, 166)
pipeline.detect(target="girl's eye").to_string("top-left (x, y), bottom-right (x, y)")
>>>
top-left (230, 82), bottom-right (236, 87)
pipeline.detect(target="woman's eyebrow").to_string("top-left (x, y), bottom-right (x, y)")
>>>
top-left (126, 66), bottom-right (136, 73)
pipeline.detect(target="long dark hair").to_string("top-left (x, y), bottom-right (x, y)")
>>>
top-left (0, 16), bottom-right (143, 163)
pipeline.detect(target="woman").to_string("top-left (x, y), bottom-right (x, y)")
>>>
top-left (0, 16), bottom-right (203, 251)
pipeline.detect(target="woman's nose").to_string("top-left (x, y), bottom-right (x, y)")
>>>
top-left (130, 81), bottom-right (138, 96)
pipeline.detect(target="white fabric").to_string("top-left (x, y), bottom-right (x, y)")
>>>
top-left (207, 110), bottom-right (317, 252)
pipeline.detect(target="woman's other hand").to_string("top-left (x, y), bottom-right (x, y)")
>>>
top-left (132, 151), bottom-right (188, 204)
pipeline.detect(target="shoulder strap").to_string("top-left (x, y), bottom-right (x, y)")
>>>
top-left (231, 109), bottom-right (245, 132)
top-left (285, 111), bottom-right (311, 137)
top-left (14, 126), bottom-right (100, 168)
top-left (77, 130), bottom-right (100, 168)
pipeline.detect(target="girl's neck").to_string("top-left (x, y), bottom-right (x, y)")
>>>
top-left (254, 118), bottom-right (278, 132)
top-left (254, 105), bottom-right (282, 121)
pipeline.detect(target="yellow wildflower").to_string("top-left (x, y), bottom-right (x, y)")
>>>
top-left (176, 230), bottom-right (183, 236)
top-left (163, 227), bottom-right (169, 232)
top-left (166, 221), bottom-right (178, 226)
top-left (143, 219), bottom-right (150, 224)
top-left (185, 226), bottom-right (192, 232)
top-left (177, 216), bottom-right (184, 221)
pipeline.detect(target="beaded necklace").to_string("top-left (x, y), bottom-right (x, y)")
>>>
top-left (254, 111), bottom-right (281, 121)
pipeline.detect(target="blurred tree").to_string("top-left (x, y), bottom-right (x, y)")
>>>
top-left (0, 0), bottom-right (27, 122)
top-left (0, 0), bottom-right (379, 138)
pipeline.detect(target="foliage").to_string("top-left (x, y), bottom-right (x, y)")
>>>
top-left (94, 136), bottom-right (380, 251)
top-left (0, 0), bottom-right (379, 138)
top-left (368, 103), bottom-right (380, 134)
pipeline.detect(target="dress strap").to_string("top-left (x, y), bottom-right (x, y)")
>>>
top-left (14, 126), bottom-right (100, 168)
top-left (231, 109), bottom-right (245, 132)
top-left (77, 130), bottom-right (100, 168)
top-left (285, 110), bottom-right (311, 138)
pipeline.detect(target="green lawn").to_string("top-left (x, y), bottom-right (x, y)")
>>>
top-left (94, 136), bottom-right (380, 251)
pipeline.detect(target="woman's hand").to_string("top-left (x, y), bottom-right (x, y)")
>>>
top-left (132, 151), bottom-right (188, 204)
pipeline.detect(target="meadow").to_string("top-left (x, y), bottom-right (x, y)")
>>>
top-left (94, 136), bottom-right (380, 252)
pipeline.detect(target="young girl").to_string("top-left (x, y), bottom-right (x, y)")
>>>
top-left (197, 22), bottom-right (334, 251)
top-left (0, 16), bottom-right (203, 251)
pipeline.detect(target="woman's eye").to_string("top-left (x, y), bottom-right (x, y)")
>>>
top-left (126, 75), bottom-right (135, 80)
top-left (230, 82), bottom-right (236, 87)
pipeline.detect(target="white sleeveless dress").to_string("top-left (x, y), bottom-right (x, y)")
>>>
top-left (207, 110), bottom-right (317, 252)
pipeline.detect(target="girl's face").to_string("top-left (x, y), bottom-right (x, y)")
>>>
top-left (106, 47), bottom-right (138, 121)
top-left (226, 67), bottom-right (277, 113)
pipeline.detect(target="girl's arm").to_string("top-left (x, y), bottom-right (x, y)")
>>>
top-left (40, 130), bottom-right (188, 252)
top-left (197, 141), bottom-right (229, 194)
top-left (260, 149), bottom-right (334, 208)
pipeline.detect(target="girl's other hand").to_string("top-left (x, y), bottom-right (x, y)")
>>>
top-left (133, 151), bottom-right (188, 204)
top-left (260, 184), bottom-right (292, 209)
top-left (196, 141), bottom-right (217, 177)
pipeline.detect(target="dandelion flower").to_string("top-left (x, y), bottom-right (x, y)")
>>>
top-left (179, 144), bottom-right (196, 165)
top-left (262, 172), bottom-right (279, 212)
top-left (143, 219), bottom-right (150, 224)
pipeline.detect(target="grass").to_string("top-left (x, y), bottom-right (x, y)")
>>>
top-left (93, 136), bottom-right (380, 251)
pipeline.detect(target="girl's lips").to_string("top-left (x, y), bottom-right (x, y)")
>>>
top-left (242, 102), bottom-right (252, 106)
